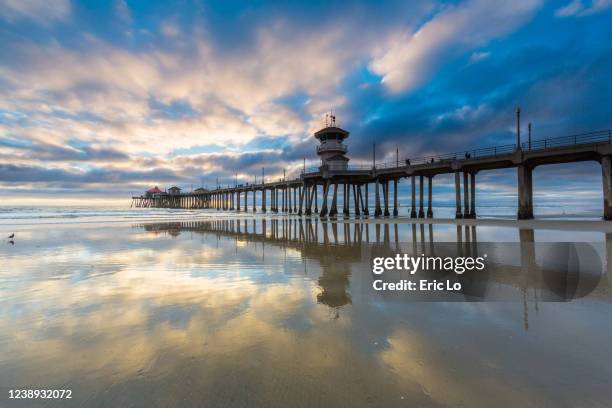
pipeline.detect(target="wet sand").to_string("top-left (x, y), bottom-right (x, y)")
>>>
top-left (1, 217), bottom-right (611, 407)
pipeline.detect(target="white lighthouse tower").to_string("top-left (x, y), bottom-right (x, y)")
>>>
top-left (315, 114), bottom-right (350, 171)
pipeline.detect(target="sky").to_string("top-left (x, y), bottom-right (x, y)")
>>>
top-left (0, 0), bottom-right (611, 207)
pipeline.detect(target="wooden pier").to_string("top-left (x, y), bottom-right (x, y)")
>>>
top-left (132, 127), bottom-right (612, 220)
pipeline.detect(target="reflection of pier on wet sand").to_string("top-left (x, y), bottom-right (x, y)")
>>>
top-left (137, 219), bottom-right (611, 327)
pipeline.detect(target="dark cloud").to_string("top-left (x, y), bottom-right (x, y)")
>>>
top-left (5, 140), bottom-right (130, 162)
top-left (0, 164), bottom-right (179, 185)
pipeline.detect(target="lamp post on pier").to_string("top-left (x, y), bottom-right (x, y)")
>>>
top-left (528, 123), bottom-right (532, 151)
top-left (372, 143), bottom-right (376, 169)
top-left (516, 106), bottom-right (521, 149)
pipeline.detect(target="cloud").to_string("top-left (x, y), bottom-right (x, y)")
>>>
top-left (115, 0), bottom-right (132, 25)
top-left (0, 0), bottom-right (70, 24)
top-left (469, 51), bottom-right (491, 63)
top-left (0, 22), bottom-right (366, 156)
top-left (0, 1), bottom-right (610, 201)
top-left (555, 0), bottom-right (612, 17)
top-left (369, 0), bottom-right (542, 93)
top-left (1, 139), bottom-right (129, 162)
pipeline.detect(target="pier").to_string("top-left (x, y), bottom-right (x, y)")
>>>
top-left (132, 115), bottom-right (612, 220)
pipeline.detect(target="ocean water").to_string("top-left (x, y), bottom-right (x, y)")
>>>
top-left (0, 203), bottom-right (604, 226)
top-left (1, 210), bottom-right (612, 406)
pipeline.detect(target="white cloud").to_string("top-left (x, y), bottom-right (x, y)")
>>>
top-left (115, 0), bottom-right (132, 25)
top-left (0, 0), bottom-right (70, 24)
top-left (369, 0), bottom-right (542, 93)
top-left (555, 0), bottom-right (612, 17)
top-left (469, 51), bottom-right (491, 63)
top-left (555, 0), bottom-right (585, 16)
top-left (0, 22), bottom-right (369, 161)
top-left (161, 22), bottom-right (180, 38)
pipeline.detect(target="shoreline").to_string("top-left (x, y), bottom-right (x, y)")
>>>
top-left (2, 213), bottom-right (612, 232)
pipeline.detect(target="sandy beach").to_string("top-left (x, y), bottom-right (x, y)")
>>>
top-left (1, 211), bottom-right (611, 406)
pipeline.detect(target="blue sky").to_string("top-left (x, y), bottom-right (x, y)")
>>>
top-left (0, 0), bottom-right (611, 206)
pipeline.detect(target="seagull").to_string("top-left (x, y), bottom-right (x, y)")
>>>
top-left (8, 233), bottom-right (14, 239)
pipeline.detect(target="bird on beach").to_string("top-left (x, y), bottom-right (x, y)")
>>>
top-left (8, 240), bottom-right (14, 245)
top-left (8, 233), bottom-right (14, 239)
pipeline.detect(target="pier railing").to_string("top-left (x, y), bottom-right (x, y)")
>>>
top-left (520, 129), bottom-right (611, 151)
top-left (403, 129), bottom-right (612, 167)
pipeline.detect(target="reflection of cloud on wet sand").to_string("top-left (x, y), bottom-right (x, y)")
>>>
top-left (379, 327), bottom-right (542, 407)
top-left (0, 219), bottom-right (426, 405)
top-left (0, 268), bottom-right (416, 406)
top-left (5, 220), bottom-right (612, 406)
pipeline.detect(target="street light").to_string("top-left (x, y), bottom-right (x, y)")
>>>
top-left (516, 106), bottom-right (521, 149)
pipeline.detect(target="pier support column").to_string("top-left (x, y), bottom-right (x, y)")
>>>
top-left (410, 176), bottom-right (417, 218)
top-left (320, 180), bottom-right (330, 217)
top-left (285, 187), bottom-right (289, 212)
top-left (343, 183), bottom-right (350, 216)
top-left (364, 183), bottom-right (369, 215)
top-left (353, 184), bottom-right (361, 216)
top-left (282, 187), bottom-right (286, 212)
top-left (262, 189), bottom-right (266, 212)
top-left (275, 188), bottom-right (280, 213)
top-left (393, 179), bottom-right (398, 216)
top-left (309, 184), bottom-right (316, 216)
top-left (294, 187), bottom-right (297, 212)
top-left (517, 165), bottom-right (534, 220)
top-left (358, 185), bottom-right (365, 215)
top-left (237, 191), bottom-right (241, 211)
top-left (383, 181), bottom-right (390, 216)
top-left (253, 190), bottom-right (256, 212)
top-left (244, 190), bottom-right (248, 211)
top-left (418, 175), bottom-right (425, 218)
top-left (330, 182), bottom-right (339, 217)
top-left (288, 186), bottom-right (292, 213)
top-left (304, 184), bottom-right (312, 215)
top-left (314, 185), bottom-right (318, 214)
top-left (455, 172), bottom-right (462, 219)
top-left (427, 176), bottom-right (433, 218)
top-left (602, 156), bottom-right (612, 220)
top-left (298, 185), bottom-right (304, 215)
top-left (463, 172), bottom-right (470, 218)
top-left (470, 173), bottom-right (476, 218)
top-left (374, 179), bottom-right (382, 217)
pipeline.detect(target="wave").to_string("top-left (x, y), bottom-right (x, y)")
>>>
top-left (0, 204), bottom-right (604, 226)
